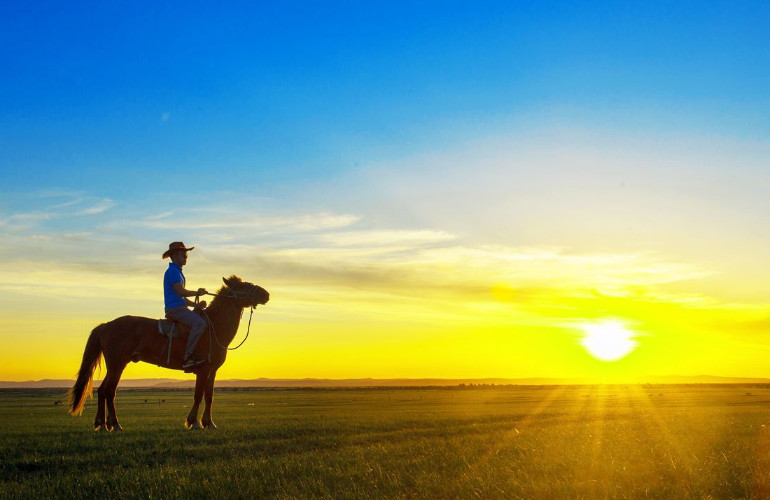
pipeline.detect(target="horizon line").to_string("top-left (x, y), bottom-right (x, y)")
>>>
top-left (5, 374), bottom-right (770, 389)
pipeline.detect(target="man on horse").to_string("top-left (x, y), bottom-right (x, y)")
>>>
top-left (162, 241), bottom-right (208, 371)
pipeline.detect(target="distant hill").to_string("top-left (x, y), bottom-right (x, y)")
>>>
top-left (147, 377), bottom-right (565, 389)
top-left (3, 375), bottom-right (770, 389)
top-left (0, 378), bottom-right (185, 389)
top-left (634, 375), bottom-right (770, 385)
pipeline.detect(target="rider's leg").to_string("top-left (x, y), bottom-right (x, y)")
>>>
top-left (166, 306), bottom-right (206, 362)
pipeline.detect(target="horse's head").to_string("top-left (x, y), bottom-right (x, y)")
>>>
top-left (222, 275), bottom-right (270, 308)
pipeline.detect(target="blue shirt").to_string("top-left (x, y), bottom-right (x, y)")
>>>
top-left (164, 262), bottom-right (187, 311)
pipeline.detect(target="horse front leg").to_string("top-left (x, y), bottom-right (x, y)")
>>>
top-left (201, 371), bottom-right (218, 429)
top-left (185, 371), bottom-right (207, 430)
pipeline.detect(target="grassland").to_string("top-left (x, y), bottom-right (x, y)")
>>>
top-left (3, 385), bottom-right (770, 499)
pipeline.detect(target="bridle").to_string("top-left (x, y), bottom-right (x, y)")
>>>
top-left (195, 285), bottom-right (263, 352)
top-left (206, 286), bottom-right (262, 305)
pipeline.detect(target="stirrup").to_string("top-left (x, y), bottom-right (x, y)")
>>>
top-left (182, 358), bottom-right (205, 370)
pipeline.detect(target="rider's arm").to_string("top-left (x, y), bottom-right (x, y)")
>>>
top-left (173, 283), bottom-right (208, 309)
top-left (172, 283), bottom-right (207, 298)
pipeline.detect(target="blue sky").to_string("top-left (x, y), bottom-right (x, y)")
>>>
top-left (3, 2), bottom-right (770, 380)
top-left (3, 1), bottom-right (769, 197)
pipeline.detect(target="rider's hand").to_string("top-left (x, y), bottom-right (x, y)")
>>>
top-left (194, 300), bottom-right (207, 310)
top-left (197, 288), bottom-right (207, 296)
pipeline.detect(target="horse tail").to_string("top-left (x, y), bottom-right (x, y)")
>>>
top-left (67, 323), bottom-right (105, 416)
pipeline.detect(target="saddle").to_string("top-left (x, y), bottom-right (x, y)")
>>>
top-left (158, 318), bottom-right (187, 339)
top-left (157, 315), bottom-right (196, 366)
top-left (156, 308), bottom-right (209, 366)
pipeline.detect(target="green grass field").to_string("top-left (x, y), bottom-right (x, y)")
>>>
top-left (3, 385), bottom-right (770, 499)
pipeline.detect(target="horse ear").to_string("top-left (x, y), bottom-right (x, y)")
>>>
top-left (223, 277), bottom-right (232, 287)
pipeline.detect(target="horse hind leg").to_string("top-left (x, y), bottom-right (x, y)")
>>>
top-left (104, 365), bottom-right (126, 431)
top-left (94, 382), bottom-right (108, 431)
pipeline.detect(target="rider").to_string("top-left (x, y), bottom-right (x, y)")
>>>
top-left (162, 242), bottom-right (208, 371)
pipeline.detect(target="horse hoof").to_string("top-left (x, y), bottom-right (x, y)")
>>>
top-left (203, 422), bottom-right (218, 430)
top-left (185, 420), bottom-right (202, 430)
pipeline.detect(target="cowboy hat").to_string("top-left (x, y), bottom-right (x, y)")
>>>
top-left (162, 241), bottom-right (195, 259)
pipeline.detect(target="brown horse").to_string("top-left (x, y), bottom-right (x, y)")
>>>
top-left (68, 275), bottom-right (269, 430)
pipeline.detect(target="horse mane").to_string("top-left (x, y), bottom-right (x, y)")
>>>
top-left (209, 275), bottom-right (243, 309)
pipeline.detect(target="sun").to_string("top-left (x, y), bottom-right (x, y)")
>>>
top-left (580, 321), bottom-right (638, 361)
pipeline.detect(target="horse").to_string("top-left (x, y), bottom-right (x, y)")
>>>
top-left (67, 275), bottom-right (269, 431)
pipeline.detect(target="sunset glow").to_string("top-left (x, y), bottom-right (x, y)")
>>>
top-left (2, 2), bottom-right (770, 383)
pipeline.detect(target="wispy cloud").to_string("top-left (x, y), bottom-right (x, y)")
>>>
top-left (0, 211), bottom-right (54, 231)
top-left (130, 212), bottom-right (360, 232)
top-left (145, 211), bottom-right (174, 220)
top-left (48, 199), bottom-right (83, 209)
top-left (0, 194), bottom-right (116, 231)
top-left (74, 198), bottom-right (115, 216)
top-left (318, 229), bottom-right (455, 247)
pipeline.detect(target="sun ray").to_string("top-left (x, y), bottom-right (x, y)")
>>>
top-left (633, 385), bottom-right (703, 489)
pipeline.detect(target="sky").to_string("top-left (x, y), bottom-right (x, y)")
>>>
top-left (2, 1), bottom-right (770, 381)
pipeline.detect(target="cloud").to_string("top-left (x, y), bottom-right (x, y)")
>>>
top-left (0, 194), bottom-right (116, 231)
top-left (74, 198), bottom-right (116, 216)
top-left (129, 211), bottom-right (361, 233)
top-left (310, 128), bottom-right (770, 268)
top-left (49, 199), bottom-right (83, 209)
top-left (0, 234), bottom-right (739, 339)
top-left (318, 229), bottom-right (455, 247)
top-left (145, 211), bottom-right (174, 220)
top-left (3, 122), bottom-right (769, 340)
top-left (0, 211), bottom-right (54, 231)
top-left (0, 182), bottom-right (724, 315)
